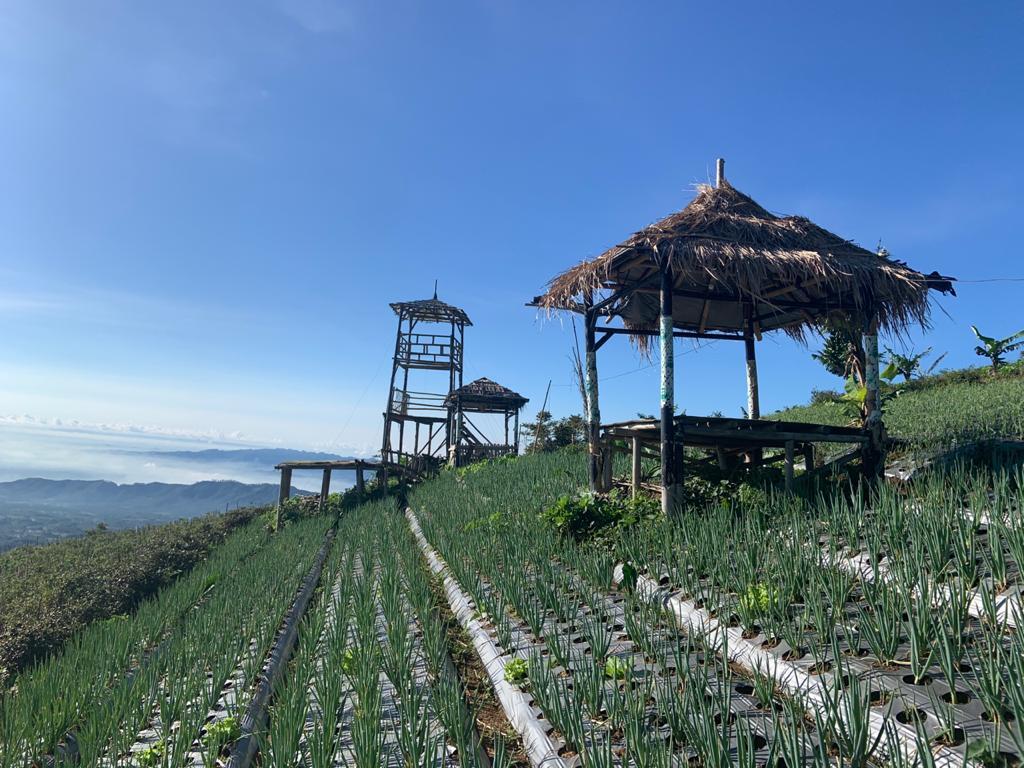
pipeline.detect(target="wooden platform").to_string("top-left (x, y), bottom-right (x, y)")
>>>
top-left (273, 459), bottom-right (383, 471)
top-left (600, 415), bottom-right (868, 493)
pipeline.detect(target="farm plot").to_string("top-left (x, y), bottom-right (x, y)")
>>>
top-left (410, 457), bottom-right (1024, 767)
top-left (253, 499), bottom-right (495, 768)
top-left (0, 515), bottom-right (333, 768)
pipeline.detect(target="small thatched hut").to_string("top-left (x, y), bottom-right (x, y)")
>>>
top-left (445, 377), bottom-right (529, 466)
top-left (532, 160), bottom-right (955, 514)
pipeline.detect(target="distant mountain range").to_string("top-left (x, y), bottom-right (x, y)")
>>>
top-left (0, 477), bottom-right (306, 552)
top-left (142, 447), bottom-right (357, 466)
top-left (0, 447), bottom-right (372, 552)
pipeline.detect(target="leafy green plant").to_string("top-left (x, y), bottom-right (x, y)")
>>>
top-left (137, 740), bottom-right (166, 768)
top-left (883, 346), bottom-right (946, 381)
top-left (539, 490), bottom-right (657, 539)
top-left (972, 325), bottom-right (1024, 372)
top-left (603, 656), bottom-right (630, 680)
top-left (503, 657), bottom-right (528, 684)
top-left (202, 716), bottom-right (240, 747)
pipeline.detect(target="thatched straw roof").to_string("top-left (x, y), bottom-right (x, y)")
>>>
top-left (533, 166), bottom-right (954, 342)
top-left (445, 377), bottom-right (528, 411)
top-left (391, 295), bottom-right (472, 326)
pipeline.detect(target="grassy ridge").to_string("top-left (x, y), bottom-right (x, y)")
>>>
top-left (772, 366), bottom-right (1024, 447)
top-left (0, 506), bottom-right (263, 678)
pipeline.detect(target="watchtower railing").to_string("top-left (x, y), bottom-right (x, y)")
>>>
top-left (397, 333), bottom-right (463, 368)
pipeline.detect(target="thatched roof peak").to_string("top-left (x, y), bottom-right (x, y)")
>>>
top-left (533, 161), bottom-right (955, 340)
top-left (445, 377), bottom-right (528, 409)
top-left (390, 295), bottom-right (472, 326)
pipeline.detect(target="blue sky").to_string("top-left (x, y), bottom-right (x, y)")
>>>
top-left (0, 1), bottom-right (1021, 459)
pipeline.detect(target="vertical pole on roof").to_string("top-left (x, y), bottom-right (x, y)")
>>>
top-left (319, 468), bottom-right (331, 514)
top-left (862, 313), bottom-right (884, 481)
top-left (584, 305), bottom-right (601, 492)
top-left (659, 257), bottom-right (678, 519)
top-left (716, 158), bottom-right (726, 187)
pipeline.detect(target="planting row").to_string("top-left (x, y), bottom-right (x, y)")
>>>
top-left (251, 499), bottom-right (505, 768)
top-left (409, 456), bottom-right (1024, 767)
top-left (0, 516), bottom-right (332, 768)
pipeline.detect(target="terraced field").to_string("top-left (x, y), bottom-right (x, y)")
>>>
top-left (3, 450), bottom-right (1023, 768)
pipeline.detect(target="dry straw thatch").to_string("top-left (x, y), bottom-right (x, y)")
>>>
top-left (444, 377), bottom-right (528, 411)
top-left (534, 171), bottom-right (955, 344)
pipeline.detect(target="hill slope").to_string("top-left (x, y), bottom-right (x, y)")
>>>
top-left (0, 478), bottom-right (305, 551)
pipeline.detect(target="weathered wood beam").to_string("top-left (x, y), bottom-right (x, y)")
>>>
top-left (784, 441), bottom-right (795, 492)
top-left (275, 467), bottom-right (292, 531)
top-left (631, 437), bottom-right (642, 499)
top-left (597, 326), bottom-right (744, 342)
top-left (318, 468), bottom-right (332, 514)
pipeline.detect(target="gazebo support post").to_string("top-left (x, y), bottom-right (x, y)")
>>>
top-left (862, 315), bottom-right (884, 481)
top-left (584, 306), bottom-right (602, 492)
top-left (631, 437), bottom-right (641, 498)
top-left (601, 444), bottom-right (613, 492)
top-left (743, 305), bottom-right (760, 420)
top-left (275, 467), bottom-right (292, 530)
top-left (355, 464), bottom-right (365, 494)
top-left (318, 468), bottom-right (332, 513)
top-left (659, 260), bottom-right (678, 519)
top-left (784, 441), bottom-right (795, 492)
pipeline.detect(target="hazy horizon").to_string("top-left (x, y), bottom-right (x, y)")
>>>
top-left (0, 419), bottom-right (359, 492)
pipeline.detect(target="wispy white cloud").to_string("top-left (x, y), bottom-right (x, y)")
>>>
top-left (0, 413), bottom-right (255, 444)
top-left (275, 0), bottom-right (353, 34)
top-left (0, 271), bottom-right (260, 332)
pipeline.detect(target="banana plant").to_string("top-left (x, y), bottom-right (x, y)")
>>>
top-left (971, 325), bottom-right (1024, 371)
top-left (837, 361), bottom-right (900, 422)
top-left (882, 346), bottom-right (946, 381)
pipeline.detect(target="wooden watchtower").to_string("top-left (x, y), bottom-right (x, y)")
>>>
top-left (381, 292), bottom-right (471, 473)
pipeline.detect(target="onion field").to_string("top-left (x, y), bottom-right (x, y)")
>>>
top-left (409, 453), bottom-right (1024, 768)
top-left (4, 449), bottom-right (1024, 768)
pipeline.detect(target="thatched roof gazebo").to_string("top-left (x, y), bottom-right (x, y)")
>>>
top-left (532, 160), bottom-right (955, 514)
top-left (445, 377), bottom-right (529, 466)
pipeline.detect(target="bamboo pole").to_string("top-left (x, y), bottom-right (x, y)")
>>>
top-left (631, 437), bottom-right (641, 499)
top-left (743, 305), bottom-right (760, 420)
top-left (784, 441), bottom-right (795, 492)
top-left (659, 262), bottom-right (678, 518)
top-left (584, 308), bottom-right (601, 492)
top-left (862, 315), bottom-right (883, 480)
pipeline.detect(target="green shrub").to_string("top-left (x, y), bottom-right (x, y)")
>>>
top-left (503, 657), bottom-right (528, 684)
top-left (539, 490), bottom-right (658, 539)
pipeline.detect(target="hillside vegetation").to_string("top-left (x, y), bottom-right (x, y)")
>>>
top-left (3, 368), bottom-right (1024, 766)
top-left (772, 363), bottom-right (1024, 448)
top-left (0, 506), bottom-right (263, 677)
